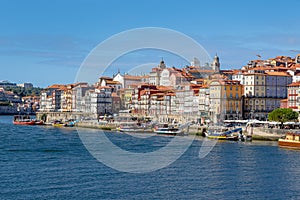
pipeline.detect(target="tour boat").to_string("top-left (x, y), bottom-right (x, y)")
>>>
top-left (13, 115), bottom-right (36, 125)
top-left (154, 123), bottom-right (190, 135)
top-left (118, 122), bottom-right (153, 133)
top-left (205, 127), bottom-right (242, 141)
top-left (278, 132), bottom-right (300, 149)
top-left (154, 127), bottom-right (183, 135)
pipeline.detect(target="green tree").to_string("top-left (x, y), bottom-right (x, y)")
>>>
top-left (268, 108), bottom-right (299, 128)
top-left (4, 86), bottom-right (43, 97)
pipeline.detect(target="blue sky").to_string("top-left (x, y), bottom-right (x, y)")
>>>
top-left (0, 0), bottom-right (300, 87)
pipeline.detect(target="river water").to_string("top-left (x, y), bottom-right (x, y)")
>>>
top-left (1, 116), bottom-right (300, 199)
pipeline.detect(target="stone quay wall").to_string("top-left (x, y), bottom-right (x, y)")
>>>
top-left (36, 112), bottom-right (97, 123)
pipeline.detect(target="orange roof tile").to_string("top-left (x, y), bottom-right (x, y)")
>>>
top-left (106, 80), bottom-right (121, 85)
top-left (124, 75), bottom-right (142, 80)
top-left (265, 71), bottom-right (291, 76)
top-left (288, 81), bottom-right (300, 87)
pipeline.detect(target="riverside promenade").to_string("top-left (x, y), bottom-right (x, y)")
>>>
top-left (36, 112), bottom-right (287, 141)
top-left (244, 126), bottom-right (287, 141)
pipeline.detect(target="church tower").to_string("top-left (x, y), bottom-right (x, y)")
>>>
top-left (212, 54), bottom-right (220, 72)
top-left (158, 58), bottom-right (166, 69)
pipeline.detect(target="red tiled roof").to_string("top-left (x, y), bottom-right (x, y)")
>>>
top-left (124, 75), bottom-right (142, 80)
top-left (106, 80), bottom-right (121, 85)
top-left (265, 71), bottom-right (291, 76)
top-left (47, 84), bottom-right (67, 90)
top-left (288, 81), bottom-right (300, 87)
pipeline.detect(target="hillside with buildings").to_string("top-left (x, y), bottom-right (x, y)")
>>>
top-left (36, 54), bottom-right (300, 124)
top-left (0, 81), bottom-right (41, 114)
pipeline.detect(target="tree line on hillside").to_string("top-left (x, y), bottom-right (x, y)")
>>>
top-left (4, 86), bottom-right (43, 97)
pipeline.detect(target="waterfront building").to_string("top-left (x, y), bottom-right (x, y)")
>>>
top-left (90, 86), bottom-right (113, 116)
top-left (111, 92), bottom-right (121, 114)
top-left (131, 84), bottom-right (157, 116)
top-left (174, 84), bottom-right (200, 123)
top-left (265, 71), bottom-right (292, 113)
top-left (287, 81), bottom-right (300, 113)
top-left (239, 68), bottom-right (292, 120)
top-left (198, 85), bottom-right (210, 123)
top-left (149, 89), bottom-right (176, 123)
top-left (64, 84), bottom-right (76, 112)
top-left (237, 68), bottom-right (266, 120)
top-left (72, 83), bottom-right (92, 112)
top-left (52, 89), bottom-right (63, 111)
top-left (209, 79), bottom-right (243, 123)
top-left (39, 84), bottom-right (67, 112)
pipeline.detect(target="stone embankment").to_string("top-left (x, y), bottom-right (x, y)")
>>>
top-left (244, 126), bottom-right (287, 141)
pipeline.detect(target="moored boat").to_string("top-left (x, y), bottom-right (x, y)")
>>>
top-left (278, 132), bottom-right (300, 149)
top-left (34, 120), bottom-right (44, 125)
top-left (205, 127), bottom-right (242, 141)
top-left (13, 115), bottom-right (36, 125)
top-left (118, 122), bottom-right (153, 133)
top-left (154, 123), bottom-right (189, 135)
top-left (154, 127), bottom-right (183, 135)
top-left (52, 120), bottom-right (65, 127)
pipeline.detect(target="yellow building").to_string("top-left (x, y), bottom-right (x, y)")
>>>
top-left (209, 79), bottom-right (243, 123)
top-left (61, 84), bottom-right (75, 112)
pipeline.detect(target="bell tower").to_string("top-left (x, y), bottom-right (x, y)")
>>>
top-left (212, 53), bottom-right (220, 72)
top-left (158, 58), bottom-right (166, 69)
